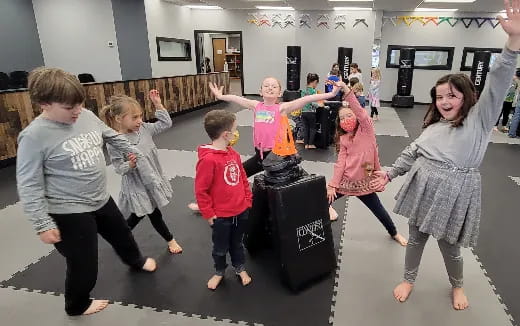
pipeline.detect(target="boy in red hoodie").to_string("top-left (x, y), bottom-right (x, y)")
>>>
top-left (195, 110), bottom-right (253, 290)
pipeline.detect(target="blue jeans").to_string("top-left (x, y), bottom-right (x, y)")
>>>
top-left (211, 209), bottom-right (249, 275)
top-left (508, 103), bottom-right (520, 138)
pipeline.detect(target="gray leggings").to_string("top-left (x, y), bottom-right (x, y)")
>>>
top-left (404, 225), bottom-right (463, 288)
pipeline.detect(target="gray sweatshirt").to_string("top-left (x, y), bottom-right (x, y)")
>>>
top-left (388, 46), bottom-right (518, 179)
top-left (16, 109), bottom-right (141, 233)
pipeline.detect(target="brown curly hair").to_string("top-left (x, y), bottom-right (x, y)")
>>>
top-left (423, 74), bottom-right (477, 129)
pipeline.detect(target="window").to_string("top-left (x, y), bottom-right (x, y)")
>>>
top-left (460, 47), bottom-right (502, 71)
top-left (386, 45), bottom-right (454, 70)
top-left (156, 37), bottom-right (191, 61)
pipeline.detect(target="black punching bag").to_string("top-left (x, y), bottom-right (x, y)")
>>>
top-left (337, 47), bottom-right (353, 82)
top-left (392, 48), bottom-right (415, 108)
top-left (283, 46), bottom-right (302, 101)
top-left (470, 51), bottom-right (491, 98)
top-left (286, 46), bottom-right (301, 91)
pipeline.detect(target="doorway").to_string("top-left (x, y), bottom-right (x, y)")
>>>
top-left (212, 38), bottom-right (226, 72)
top-left (194, 30), bottom-right (243, 96)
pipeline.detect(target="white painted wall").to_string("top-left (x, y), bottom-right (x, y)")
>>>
top-left (379, 11), bottom-right (510, 103)
top-left (32, 0), bottom-right (122, 82)
top-left (143, 0), bottom-right (376, 94)
top-left (144, 0), bottom-right (195, 77)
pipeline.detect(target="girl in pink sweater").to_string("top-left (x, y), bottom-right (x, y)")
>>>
top-left (327, 83), bottom-right (407, 246)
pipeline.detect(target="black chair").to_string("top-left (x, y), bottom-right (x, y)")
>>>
top-left (78, 73), bottom-right (95, 83)
top-left (0, 72), bottom-right (10, 90)
top-left (9, 71), bottom-right (28, 89)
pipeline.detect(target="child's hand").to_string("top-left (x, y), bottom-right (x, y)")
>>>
top-left (371, 171), bottom-right (390, 190)
top-left (38, 228), bottom-right (61, 244)
top-left (209, 82), bottom-right (224, 100)
top-left (327, 185), bottom-right (337, 204)
top-left (128, 153), bottom-right (137, 169)
top-left (500, 0), bottom-right (520, 50)
top-left (208, 216), bottom-right (216, 226)
top-left (149, 89), bottom-right (163, 108)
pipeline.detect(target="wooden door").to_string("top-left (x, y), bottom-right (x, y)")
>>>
top-left (212, 38), bottom-right (226, 72)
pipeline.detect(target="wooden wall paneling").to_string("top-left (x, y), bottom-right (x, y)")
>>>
top-left (0, 72), bottom-right (229, 161)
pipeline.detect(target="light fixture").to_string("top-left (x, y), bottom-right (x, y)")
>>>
top-left (328, 0), bottom-right (373, 2)
top-left (414, 8), bottom-right (459, 12)
top-left (333, 7), bottom-right (372, 10)
top-left (184, 5), bottom-right (222, 9)
top-left (255, 6), bottom-right (295, 10)
top-left (423, 0), bottom-right (474, 2)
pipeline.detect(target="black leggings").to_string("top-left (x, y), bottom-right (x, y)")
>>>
top-left (496, 101), bottom-right (513, 126)
top-left (127, 208), bottom-right (173, 242)
top-left (370, 106), bottom-right (379, 117)
top-left (334, 192), bottom-right (397, 236)
top-left (302, 111), bottom-right (317, 146)
top-left (51, 197), bottom-right (145, 315)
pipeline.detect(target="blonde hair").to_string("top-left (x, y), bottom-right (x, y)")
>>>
top-left (352, 82), bottom-right (364, 93)
top-left (100, 95), bottom-right (141, 129)
top-left (28, 67), bottom-right (85, 106)
top-left (371, 68), bottom-right (381, 80)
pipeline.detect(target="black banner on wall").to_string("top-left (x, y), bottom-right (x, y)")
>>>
top-left (470, 51), bottom-right (491, 97)
top-left (337, 47), bottom-right (353, 81)
top-left (287, 46), bottom-right (301, 91)
top-left (396, 48), bottom-right (415, 96)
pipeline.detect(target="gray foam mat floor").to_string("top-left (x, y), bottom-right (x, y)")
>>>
top-left (2, 176), bottom-right (347, 326)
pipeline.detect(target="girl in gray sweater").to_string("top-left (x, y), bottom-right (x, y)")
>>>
top-left (373, 2), bottom-right (520, 311)
top-left (102, 90), bottom-right (182, 254)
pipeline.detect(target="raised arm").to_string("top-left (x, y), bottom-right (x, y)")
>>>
top-left (209, 82), bottom-right (259, 110)
top-left (475, 0), bottom-right (520, 131)
top-left (343, 89), bottom-right (374, 135)
top-left (142, 89), bottom-right (173, 136)
top-left (280, 85), bottom-right (340, 114)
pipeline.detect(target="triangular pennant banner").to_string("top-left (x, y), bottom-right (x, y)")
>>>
top-left (489, 18), bottom-right (501, 28)
top-left (413, 16), bottom-right (426, 25)
top-left (476, 17), bottom-right (489, 27)
top-left (461, 18), bottom-right (474, 28)
top-left (423, 16), bottom-right (439, 26)
top-left (353, 19), bottom-right (368, 27)
top-left (439, 17), bottom-right (459, 27)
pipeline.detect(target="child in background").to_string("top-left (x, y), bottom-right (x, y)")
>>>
top-left (353, 82), bottom-right (366, 108)
top-left (348, 63), bottom-right (363, 82)
top-left (17, 67), bottom-right (156, 316)
top-left (369, 68), bottom-right (382, 120)
top-left (195, 110), bottom-right (253, 290)
top-left (301, 73), bottom-right (322, 149)
top-left (290, 107), bottom-right (305, 144)
top-left (373, 2), bottom-right (520, 309)
top-left (102, 90), bottom-right (182, 254)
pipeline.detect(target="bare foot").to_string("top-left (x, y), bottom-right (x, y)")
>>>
top-left (142, 258), bottom-right (157, 272)
top-left (393, 281), bottom-right (414, 302)
top-left (168, 239), bottom-right (183, 254)
top-left (452, 287), bottom-right (469, 310)
top-left (82, 300), bottom-right (109, 315)
top-left (207, 275), bottom-right (224, 290)
top-left (188, 202), bottom-right (200, 212)
top-left (392, 233), bottom-right (408, 246)
top-left (237, 271), bottom-right (252, 286)
top-left (329, 206), bottom-right (339, 221)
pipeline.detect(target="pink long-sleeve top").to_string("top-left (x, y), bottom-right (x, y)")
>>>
top-left (328, 91), bottom-right (381, 196)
